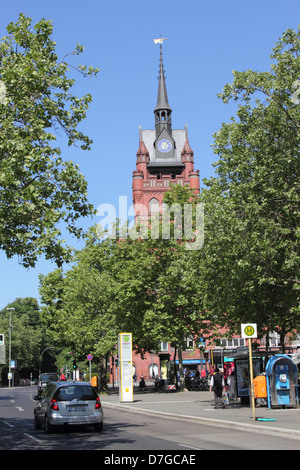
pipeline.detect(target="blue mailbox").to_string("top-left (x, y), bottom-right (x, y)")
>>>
top-left (266, 355), bottom-right (298, 408)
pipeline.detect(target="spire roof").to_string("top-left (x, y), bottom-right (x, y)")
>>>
top-left (154, 44), bottom-right (172, 112)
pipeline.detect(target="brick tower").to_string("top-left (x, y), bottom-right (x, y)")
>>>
top-left (132, 41), bottom-right (200, 219)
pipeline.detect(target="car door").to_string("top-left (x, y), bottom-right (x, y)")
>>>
top-left (36, 384), bottom-right (55, 424)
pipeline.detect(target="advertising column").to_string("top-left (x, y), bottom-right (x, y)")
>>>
top-left (118, 333), bottom-right (133, 403)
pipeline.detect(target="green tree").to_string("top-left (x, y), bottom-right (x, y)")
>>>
top-left (39, 185), bottom-right (203, 388)
top-left (0, 14), bottom-right (99, 267)
top-left (0, 298), bottom-right (43, 378)
top-left (197, 27), bottom-right (300, 349)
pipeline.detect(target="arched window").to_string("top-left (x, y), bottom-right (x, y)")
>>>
top-left (149, 363), bottom-right (159, 378)
top-left (149, 197), bottom-right (159, 215)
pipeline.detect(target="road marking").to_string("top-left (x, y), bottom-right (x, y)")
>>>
top-left (23, 433), bottom-right (42, 443)
top-left (15, 406), bottom-right (25, 412)
top-left (179, 443), bottom-right (203, 450)
top-left (3, 421), bottom-right (14, 428)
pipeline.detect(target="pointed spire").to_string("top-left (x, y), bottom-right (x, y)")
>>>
top-left (154, 42), bottom-right (172, 136)
top-left (154, 44), bottom-right (171, 113)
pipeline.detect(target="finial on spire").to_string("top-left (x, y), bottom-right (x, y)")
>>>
top-left (153, 36), bottom-right (172, 136)
top-left (153, 37), bottom-right (168, 44)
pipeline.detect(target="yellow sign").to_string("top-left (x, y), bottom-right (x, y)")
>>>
top-left (241, 323), bottom-right (257, 422)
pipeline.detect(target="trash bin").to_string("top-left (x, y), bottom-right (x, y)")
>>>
top-left (254, 375), bottom-right (267, 405)
top-left (91, 376), bottom-right (97, 387)
top-left (254, 375), bottom-right (267, 398)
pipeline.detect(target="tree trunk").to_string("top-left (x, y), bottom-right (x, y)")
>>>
top-left (97, 355), bottom-right (108, 392)
top-left (178, 347), bottom-right (186, 390)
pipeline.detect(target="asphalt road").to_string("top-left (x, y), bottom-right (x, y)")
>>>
top-left (0, 385), bottom-right (299, 454)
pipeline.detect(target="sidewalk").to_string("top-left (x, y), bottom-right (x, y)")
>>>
top-left (101, 389), bottom-right (300, 439)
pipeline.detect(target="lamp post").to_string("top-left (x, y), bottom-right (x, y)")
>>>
top-left (6, 308), bottom-right (15, 388)
top-left (39, 346), bottom-right (57, 377)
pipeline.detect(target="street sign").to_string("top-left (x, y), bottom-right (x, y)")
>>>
top-left (118, 333), bottom-right (133, 403)
top-left (0, 344), bottom-right (5, 365)
top-left (241, 323), bottom-right (257, 339)
top-left (241, 323), bottom-right (257, 422)
top-left (87, 354), bottom-right (93, 383)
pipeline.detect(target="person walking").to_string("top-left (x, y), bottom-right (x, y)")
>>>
top-left (210, 367), bottom-right (225, 409)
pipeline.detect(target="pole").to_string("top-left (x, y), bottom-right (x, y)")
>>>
top-left (9, 310), bottom-right (11, 388)
top-left (6, 308), bottom-right (15, 388)
top-left (248, 338), bottom-right (256, 422)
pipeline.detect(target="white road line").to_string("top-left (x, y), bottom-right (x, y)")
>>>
top-left (15, 406), bottom-right (25, 412)
top-left (23, 433), bottom-right (43, 443)
top-left (179, 443), bottom-right (203, 450)
top-left (3, 421), bottom-right (14, 428)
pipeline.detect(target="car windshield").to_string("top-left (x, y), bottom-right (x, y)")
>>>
top-left (40, 373), bottom-right (58, 381)
top-left (54, 385), bottom-right (98, 402)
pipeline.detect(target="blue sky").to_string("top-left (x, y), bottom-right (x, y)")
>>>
top-left (0, 0), bottom-right (300, 309)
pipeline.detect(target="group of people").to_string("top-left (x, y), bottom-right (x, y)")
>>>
top-left (209, 364), bottom-right (236, 408)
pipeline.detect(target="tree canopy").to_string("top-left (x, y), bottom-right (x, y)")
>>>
top-left (0, 14), bottom-right (99, 267)
top-left (197, 27), bottom-right (300, 346)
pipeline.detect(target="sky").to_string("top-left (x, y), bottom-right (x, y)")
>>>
top-left (0, 0), bottom-right (300, 310)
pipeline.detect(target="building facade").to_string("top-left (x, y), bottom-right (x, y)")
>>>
top-left (127, 42), bottom-right (202, 382)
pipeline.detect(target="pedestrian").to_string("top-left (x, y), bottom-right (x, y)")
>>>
top-left (210, 367), bottom-right (225, 409)
top-left (60, 372), bottom-right (66, 381)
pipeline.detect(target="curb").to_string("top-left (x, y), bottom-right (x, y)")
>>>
top-left (101, 400), bottom-right (300, 440)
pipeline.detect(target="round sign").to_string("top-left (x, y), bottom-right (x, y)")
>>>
top-left (241, 323), bottom-right (257, 339)
top-left (87, 354), bottom-right (93, 361)
top-left (244, 325), bottom-right (255, 337)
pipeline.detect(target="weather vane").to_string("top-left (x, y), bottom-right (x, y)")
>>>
top-left (153, 37), bottom-right (168, 44)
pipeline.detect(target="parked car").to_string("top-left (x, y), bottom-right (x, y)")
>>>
top-left (33, 381), bottom-right (104, 433)
top-left (19, 378), bottom-right (31, 386)
top-left (37, 372), bottom-right (59, 397)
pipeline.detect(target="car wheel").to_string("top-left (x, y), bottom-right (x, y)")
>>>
top-left (45, 415), bottom-right (54, 434)
top-left (94, 422), bottom-right (103, 432)
top-left (34, 412), bottom-right (41, 430)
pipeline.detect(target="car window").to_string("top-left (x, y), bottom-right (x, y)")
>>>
top-left (40, 373), bottom-right (58, 381)
top-left (54, 385), bottom-right (98, 402)
top-left (42, 384), bottom-right (55, 398)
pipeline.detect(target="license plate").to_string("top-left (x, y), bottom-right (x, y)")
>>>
top-left (68, 405), bottom-right (87, 412)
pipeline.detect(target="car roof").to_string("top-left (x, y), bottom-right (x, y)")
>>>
top-left (40, 372), bottom-right (58, 377)
top-left (56, 381), bottom-right (94, 387)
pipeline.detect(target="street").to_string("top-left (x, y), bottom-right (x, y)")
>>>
top-left (0, 385), bottom-right (300, 454)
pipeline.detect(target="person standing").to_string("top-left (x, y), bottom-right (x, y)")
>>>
top-left (210, 368), bottom-right (225, 409)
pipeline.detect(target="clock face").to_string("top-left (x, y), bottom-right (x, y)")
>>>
top-left (158, 139), bottom-right (172, 153)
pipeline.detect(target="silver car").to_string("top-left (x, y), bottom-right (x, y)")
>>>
top-left (34, 381), bottom-right (104, 433)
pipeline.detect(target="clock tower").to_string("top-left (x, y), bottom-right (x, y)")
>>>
top-left (132, 41), bottom-right (200, 219)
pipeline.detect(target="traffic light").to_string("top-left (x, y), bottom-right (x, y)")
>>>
top-left (73, 360), bottom-right (77, 370)
top-left (0, 334), bottom-right (4, 345)
top-left (115, 356), bottom-right (118, 366)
